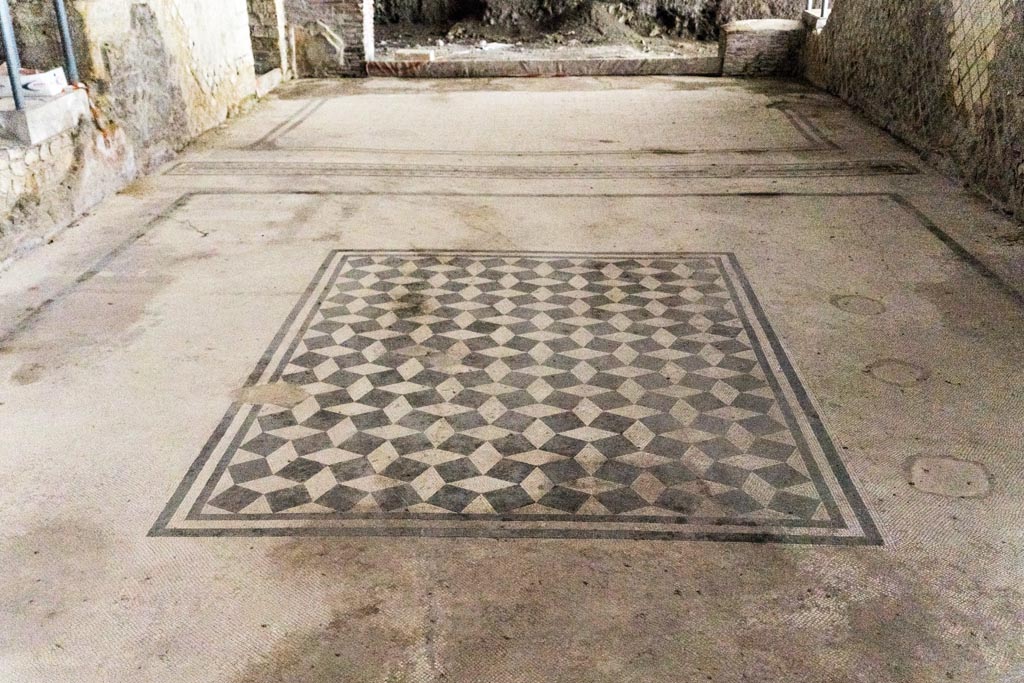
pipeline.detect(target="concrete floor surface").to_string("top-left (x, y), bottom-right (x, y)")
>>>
top-left (1, 76), bottom-right (1023, 682)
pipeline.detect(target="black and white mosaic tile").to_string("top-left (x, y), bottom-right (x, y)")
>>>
top-left (152, 251), bottom-right (880, 543)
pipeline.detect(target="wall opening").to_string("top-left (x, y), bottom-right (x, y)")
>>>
top-left (372, 0), bottom-right (805, 63)
top-left (247, 0), bottom-right (290, 76)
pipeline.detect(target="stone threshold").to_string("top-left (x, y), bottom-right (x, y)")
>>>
top-left (366, 55), bottom-right (722, 78)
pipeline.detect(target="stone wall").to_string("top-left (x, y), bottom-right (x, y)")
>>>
top-left (4, 0), bottom-right (258, 164)
top-left (2, 129), bottom-right (77, 231)
top-left (0, 119), bottom-right (134, 262)
top-left (805, 0), bottom-right (1024, 221)
top-left (1, 0), bottom-right (259, 263)
top-left (83, 1), bottom-right (259, 161)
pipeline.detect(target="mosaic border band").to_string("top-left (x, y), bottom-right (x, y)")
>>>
top-left (166, 160), bottom-right (917, 179)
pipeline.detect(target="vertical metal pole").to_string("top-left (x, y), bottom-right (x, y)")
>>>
top-left (52, 0), bottom-right (78, 83)
top-left (821, 0), bottom-right (830, 15)
top-left (0, 0), bottom-right (24, 111)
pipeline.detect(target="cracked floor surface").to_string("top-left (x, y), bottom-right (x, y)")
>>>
top-left (1, 76), bottom-right (1023, 682)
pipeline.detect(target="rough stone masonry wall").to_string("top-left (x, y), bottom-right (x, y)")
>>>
top-left (1, 0), bottom-right (259, 263)
top-left (1, 130), bottom-right (76, 233)
top-left (806, 0), bottom-right (1024, 221)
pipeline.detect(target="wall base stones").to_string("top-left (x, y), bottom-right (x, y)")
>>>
top-left (0, 119), bottom-right (135, 265)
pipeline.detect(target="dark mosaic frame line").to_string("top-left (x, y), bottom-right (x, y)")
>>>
top-left (244, 99), bottom-right (840, 154)
top-left (166, 160), bottom-right (918, 179)
top-left (150, 250), bottom-right (882, 544)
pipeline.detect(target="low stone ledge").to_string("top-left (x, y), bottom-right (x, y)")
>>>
top-left (255, 68), bottom-right (284, 98)
top-left (0, 88), bottom-right (90, 146)
top-left (802, 9), bottom-right (829, 31)
top-left (719, 19), bottom-right (805, 77)
top-left (367, 55), bottom-right (722, 78)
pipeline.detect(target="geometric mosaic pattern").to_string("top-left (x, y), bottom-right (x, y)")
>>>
top-left (152, 252), bottom-right (880, 544)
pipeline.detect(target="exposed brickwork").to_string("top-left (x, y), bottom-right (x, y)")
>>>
top-left (720, 18), bottom-right (803, 76)
top-left (286, 0), bottom-right (368, 76)
top-left (806, 0), bottom-right (1024, 221)
top-left (248, 0), bottom-right (288, 74)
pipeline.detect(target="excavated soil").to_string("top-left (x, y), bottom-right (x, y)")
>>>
top-left (375, 0), bottom-right (804, 53)
top-left (376, 3), bottom-right (715, 57)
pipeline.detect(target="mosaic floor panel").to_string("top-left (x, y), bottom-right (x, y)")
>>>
top-left (152, 251), bottom-right (880, 543)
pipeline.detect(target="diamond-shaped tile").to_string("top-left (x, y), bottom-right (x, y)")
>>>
top-left (623, 421), bottom-right (656, 449)
top-left (523, 419), bottom-right (556, 448)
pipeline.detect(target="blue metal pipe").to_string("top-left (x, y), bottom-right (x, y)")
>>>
top-left (52, 0), bottom-right (78, 83)
top-left (0, 0), bottom-right (24, 111)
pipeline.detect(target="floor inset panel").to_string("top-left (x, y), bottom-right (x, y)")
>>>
top-left (153, 251), bottom-right (880, 543)
top-left (251, 94), bottom-right (838, 154)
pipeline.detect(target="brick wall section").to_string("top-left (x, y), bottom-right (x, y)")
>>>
top-left (286, 0), bottom-right (368, 76)
top-left (806, 0), bottom-right (1024, 221)
top-left (721, 19), bottom-right (803, 76)
top-left (249, 0), bottom-right (287, 74)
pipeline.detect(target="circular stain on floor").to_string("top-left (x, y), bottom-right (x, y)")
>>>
top-left (830, 294), bottom-right (886, 316)
top-left (10, 362), bottom-right (45, 386)
top-left (909, 456), bottom-right (991, 498)
top-left (865, 359), bottom-right (930, 387)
